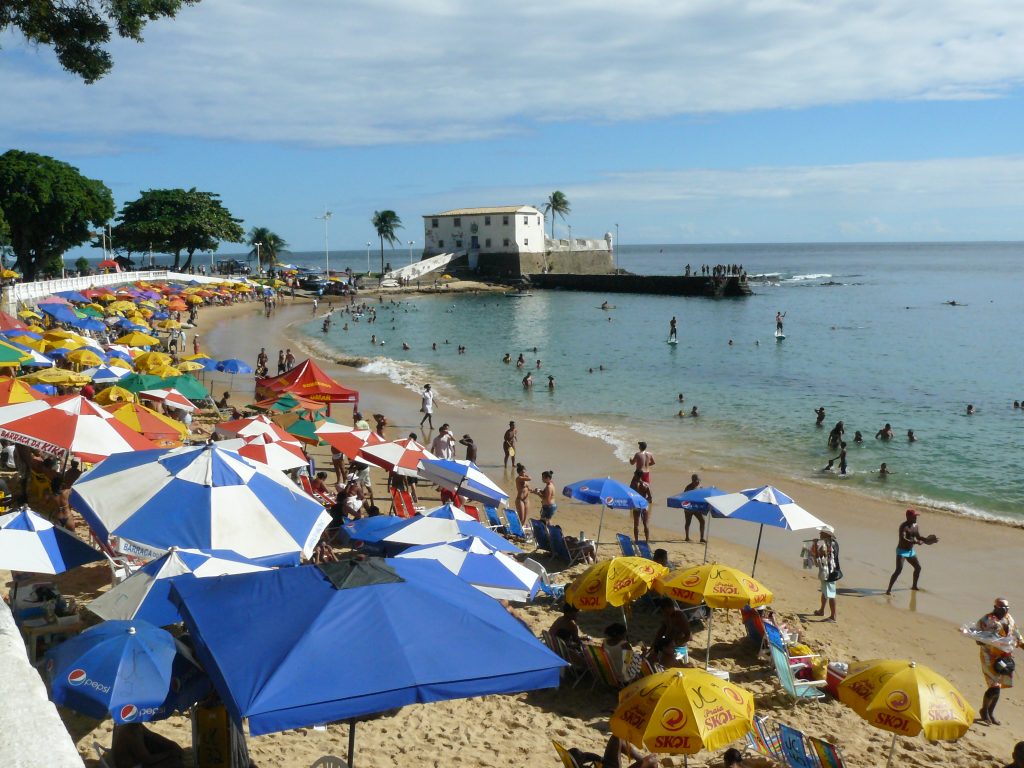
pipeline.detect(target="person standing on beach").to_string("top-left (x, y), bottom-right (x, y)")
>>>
top-left (975, 598), bottom-right (1024, 726)
top-left (419, 384), bottom-right (434, 429)
top-left (459, 434), bottom-right (477, 463)
top-left (629, 469), bottom-right (653, 544)
top-left (885, 509), bottom-right (938, 594)
top-left (630, 441), bottom-right (655, 485)
top-left (514, 464), bottom-right (531, 524)
top-left (430, 423), bottom-right (456, 460)
top-left (535, 470), bottom-right (558, 525)
top-left (682, 473), bottom-right (706, 543)
top-left (503, 421), bottom-right (518, 469)
top-left (669, 316), bottom-right (677, 342)
top-left (256, 348), bottom-right (268, 373)
top-left (812, 526), bottom-right (839, 621)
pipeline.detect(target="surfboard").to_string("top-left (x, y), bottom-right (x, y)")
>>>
top-left (597, 305), bottom-right (616, 310)
top-left (775, 331), bottom-right (786, 341)
top-left (667, 339), bottom-right (678, 345)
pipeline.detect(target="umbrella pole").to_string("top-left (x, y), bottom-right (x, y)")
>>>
top-left (347, 719), bottom-right (356, 767)
top-left (751, 524), bottom-right (764, 577)
top-left (595, 503), bottom-right (606, 552)
top-left (885, 733), bottom-right (896, 768)
top-left (702, 514), bottom-right (712, 564)
top-left (704, 609), bottom-right (714, 669)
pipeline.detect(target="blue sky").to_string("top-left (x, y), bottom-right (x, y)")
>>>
top-left (3, 0), bottom-right (1024, 254)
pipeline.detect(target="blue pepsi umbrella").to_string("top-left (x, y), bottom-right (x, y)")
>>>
top-left (37, 302), bottom-right (79, 324)
top-left (667, 486), bottom-right (726, 563)
top-left (562, 476), bottom-right (648, 549)
top-left (396, 535), bottom-right (539, 602)
top-left (0, 507), bottom-right (103, 574)
top-left (171, 558), bottom-right (564, 763)
top-left (45, 620), bottom-right (208, 723)
top-left (340, 503), bottom-right (519, 554)
top-left (216, 359), bottom-right (253, 375)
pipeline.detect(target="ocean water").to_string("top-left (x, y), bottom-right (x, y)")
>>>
top-left (296, 242), bottom-right (1024, 521)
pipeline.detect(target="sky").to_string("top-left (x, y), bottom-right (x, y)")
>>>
top-left (2, 0), bottom-right (1024, 254)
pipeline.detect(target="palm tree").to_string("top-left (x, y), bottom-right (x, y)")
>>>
top-left (543, 191), bottom-right (571, 239)
top-left (246, 227), bottom-right (288, 270)
top-left (372, 210), bottom-right (403, 278)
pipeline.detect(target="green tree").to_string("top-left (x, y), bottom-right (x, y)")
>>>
top-left (542, 191), bottom-right (571, 239)
top-left (372, 210), bottom-right (403, 278)
top-left (74, 255), bottom-right (90, 275)
top-left (112, 188), bottom-right (243, 271)
top-left (1, 0), bottom-right (201, 83)
top-left (246, 227), bottom-right (288, 271)
top-left (0, 149), bottom-right (114, 280)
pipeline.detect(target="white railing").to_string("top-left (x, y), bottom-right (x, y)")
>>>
top-left (384, 252), bottom-right (459, 282)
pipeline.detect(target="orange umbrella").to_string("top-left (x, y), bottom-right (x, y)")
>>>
top-left (105, 402), bottom-right (188, 447)
top-left (0, 376), bottom-right (43, 405)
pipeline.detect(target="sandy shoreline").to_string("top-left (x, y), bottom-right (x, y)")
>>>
top-left (52, 292), bottom-right (1023, 766)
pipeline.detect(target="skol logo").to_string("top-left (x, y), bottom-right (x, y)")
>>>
top-left (876, 712), bottom-right (911, 733)
top-left (612, 577), bottom-right (635, 592)
top-left (653, 735), bottom-right (692, 749)
top-left (576, 596), bottom-right (600, 607)
top-left (713, 584), bottom-right (739, 594)
top-left (619, 705), bottom-right (646, 728)
top-left (724, 686), bottom-right (745, 706)
top-left (950, 690), bottom-right (965, 712)
top-left (886, 690), bottom-right (911, 712)
top-left (659, 707), bottom-right (688, 731)
top-left (586, 579), bottom-right (602, 594)
top-left (682, 573), bottom-right (701, 587)
top-left (742, 579), bottom-right (759, 592)
top-left (704, 708), bottom-right (736, 729)
top-left (850, 680), bottom-right (876, 699)
top-left (68, 669), bottom-right (112, 694)
top-left (668, 587), bottom-right (698, 602)
top-left (926, 707), bottom-right (957, 722)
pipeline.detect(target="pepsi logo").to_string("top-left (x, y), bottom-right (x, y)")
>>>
top-left (67, 669), bottom-right (88, 686)
top-left (120, 704), bottom-right (139, 722)
top-left (605, 496), bottom-right (615, 506)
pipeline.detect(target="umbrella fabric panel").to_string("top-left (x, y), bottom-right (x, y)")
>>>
top-left (171, 559), bottom-right (562, 736)
top-left (0, 508), bottom-right (103, 573)
top-left (709, 485), bottom-right (825, 531)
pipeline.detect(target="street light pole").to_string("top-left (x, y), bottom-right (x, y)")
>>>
top-left (366, 242), bottom-right (371, 275)
top-left (615, 223), bottom-right (619, 271)
top-left (408, 240), bottom-right (414, 265)
top-left (568, 224), bottom-right (573, 255)
top-left (316, 210), bottom-right (332, 277)
top-left (255, 242), bottom-right (262, 272)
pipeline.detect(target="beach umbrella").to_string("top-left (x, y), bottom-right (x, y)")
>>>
top-left (838, 660), bottom-right (974, 767)
top-left (562, 477), bottom-right (648, 550)
top-left (97, 259), bottom-right (120, 269)
top-left (116, 331), bottom-right (159, 347)
top-left (88, 547), bottom-right (269, 626)
top-left (215, 414), bottom-right (299, 444)
top-left (0, 270), bottom-right (21, 280)
top-left (38, 302), bottom-right (79, 324)
top-left (611, 668), bottom-right (755, 764)
top-left (396, 535), bottom-right (540, 602)
top-left (175, 360), bottom-right (205, 373)
top-left (667, 486), bottom-right (726, 563)
top-left (565, 556), bottom-right (668, 612)
top-left (654, 562), bottom-right (773, 668)
top-left (0, 507), bottom-right (103, 574)
top-left (216, 359), bottom-right (253, 375)
top-left (134, 351), bottom-right (172, 372)
top-left (0, 375), bottom-right (42, 405)
top-left (0, 394), bottom-right (157, 463)
top-left (340, 503), bottom-right (519, 554)
top-left (18, 367), bottom-right (90, 386)
top-left (708, 486), bottom-right (826, 576)
top-left (0, 339), bottom-right (31, 367)
top-left (170, 558), bottom-right (565, 765)
top-left (44, 620), bottom-right (207, 724)
top-left (358, 437), bottom-right (436, 477)
top-left (418, 458), bottom-right (510, 506)
top-left (105, 402), bottom-right (188, 447)
top-left (66, 347), bottom-right (105, 369)
top-left (93, 385), bottom-right (138, 406)
top-left (314, 423), bottom-right (383, 458)
top-left (138, 388), bottom-right (196, 413)
top-left (81, 364), bottom-right (130, 384)
top-left (217, 434), bottom-right (309, 472)
top-left (18, 309), bottom-right (41, 320)
top-left (70, 444), bottom-right (331, 565)
top-left (255, 392), bottom-right (328, 416)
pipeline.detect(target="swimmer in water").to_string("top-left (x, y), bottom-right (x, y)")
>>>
top-left (516, 354), bottom-right (525, 368)
top-left (678, 393), bottom-right (685, 403)
top-left (522, 372), bottom-right (533, 389)
top-left (879, 462), bottom-right (890, 477)
top-left (535, 360), bottom-right (541, 369)
top-left (690, 406), bottom-right (699, 417)
top-left (966, 404), bottom-right (975, 415)
top-left (907, 429), bottom-right (916, 442)
top-left (853, 431), bottom-right (863, 443)
top-left (821, 459), bottom-right (835, 473)
top-left (875, 423), bottom-right (894, 440)
top-left (815, 407), bottom-right (826, 426)
top-left (432, 342), bottom-right (437, 351)
top-left (601, 301), bottom-right (610, 310)
top-left (402, 342), bottom-right (410, 351)
top-left (547, 375), bottom-right (555, 390)
top-left (503, 353), bottom-right (511, 364)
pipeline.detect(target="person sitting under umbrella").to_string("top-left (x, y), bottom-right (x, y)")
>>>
top-left (566, 735), bottom-right (658, 768)
top-left (111, 723), bottom-right (184, 768)
top-left (654, 597), bottom-right (692, 661)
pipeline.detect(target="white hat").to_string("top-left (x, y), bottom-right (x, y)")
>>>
top-left (818, 524), bottom-right (835, 535)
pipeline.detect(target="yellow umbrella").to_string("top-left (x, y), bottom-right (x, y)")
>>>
top-left (181, 353), bottom-right (211, 362)
top-left (149, 365), bottom-right (182, 378)
top-left (44, 338), bottom-right (85, 353)
top-left (176, 360), bottom-right (205, 373)
top-left (155, 319), bottom-right (181, 330)
top-left (838, 660), bottom-right (973, 766)
top-left (2, 269), bottom-right (20, 279)
top-left (6, 334), bottom-right (45, 352)
top-left (26, 324), bottom-right (45, 334)
top-left (106, 402), bottom-right (187, 446)
top-left (93, 385), bottom-right (138, 406)
top-left (565, 557), bottom-right (668, 611)
top-left (106, 301), bottom-right (137, 314)
top-left (18, 309), bottom-right (40, 320)
top-left (186, 295), bottom-right (204, 305)
top-left (67, 348), bottom-right (105, 368)
top-left (612, 668), bottom-right (755, 761)
top-left (43, 329), bottom-right (79, 340)
top-left (654, 563), bottom-right (773, 668)
top-left (96, 294), bottom-right (117, 302)
top-left (20, 368), bottom-right (83, 385)
top-left (107, 357), bottom-right (134, 370)
top-left (116, 331), bottom-right (160, 347)
top-left (134, 351), bottom-right (172, 372)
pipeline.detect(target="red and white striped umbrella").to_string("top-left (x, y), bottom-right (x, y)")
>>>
top-left (236, 439), bottom-right (309, 472)
top-left (214, 414), bottom-right (299, 445)
top-left (314, 423), bottom-right (385, 459)
top-left (358, 437), bottom-right (437, 477)
top-left (138, 388), bottom-right (196, 413)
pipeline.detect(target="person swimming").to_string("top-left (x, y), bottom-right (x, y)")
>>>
top-left (907, 429), bottom-right (916, 442)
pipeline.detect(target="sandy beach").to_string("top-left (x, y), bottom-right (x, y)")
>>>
top-left (49, 292), bottom-right (1023, 767)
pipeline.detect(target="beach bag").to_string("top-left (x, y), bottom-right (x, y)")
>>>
top-left (994, 656), bottom-right (1015, 675)
top-left (826, 541), bottom-right (843, 582)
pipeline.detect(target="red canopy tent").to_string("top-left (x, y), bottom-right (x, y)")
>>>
top-left (0, 310), bottom-right (28, 332)
top-left (255, 359), bottom-right (358, 409)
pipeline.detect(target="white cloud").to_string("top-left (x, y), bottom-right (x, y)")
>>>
top-left (1, 0), bottom-right (1024, 147)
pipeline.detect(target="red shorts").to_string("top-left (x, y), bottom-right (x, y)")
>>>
top-left (641, 472), bottom-right (651, 484)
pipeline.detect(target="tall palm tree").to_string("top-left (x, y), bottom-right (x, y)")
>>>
top-left (246, 227), bottom-right (288, 270)
top-left (372, 210), bottom-right (403, 278)
top-left (543, 191), bottom-right (571, 239)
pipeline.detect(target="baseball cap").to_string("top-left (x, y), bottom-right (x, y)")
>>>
top-left (905, 509), bottom-right (919, 518)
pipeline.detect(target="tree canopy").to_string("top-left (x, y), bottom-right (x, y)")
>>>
top-left (543, 191), bottom-right (571, 239)
top-left (372, 210), bottom-right (403, 277)
top-left (246, 226), bottom-right (288, 270)
top-left (112, 188), bottom-right (244, 271)
top-left (0, 149), bottom-right (114, 280)
top-left (1, 0), bottom-right (201, 83)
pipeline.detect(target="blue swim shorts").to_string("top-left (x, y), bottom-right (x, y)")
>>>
top-left (541, 504), bottom-right (558, 520)
top-left (896, 547), bottom-right (916, 558)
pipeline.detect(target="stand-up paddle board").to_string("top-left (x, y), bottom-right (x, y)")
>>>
top-left (775, 330), bottom-right (786, 341)
top-left (667, 338), bottom-right (678, 345)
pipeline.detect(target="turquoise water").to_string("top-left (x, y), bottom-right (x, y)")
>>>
top-left (297, 242), bottom-right (1024, 520)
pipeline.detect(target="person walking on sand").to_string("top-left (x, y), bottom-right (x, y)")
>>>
top-left (514, 463), bottom-right (531, 524)
top-left (629, 469), bottom-right (653, 544)
top-left (885, 509), bottom-right (938, 594)
top-left (682, 473), bottom-right (706, 543)
top-left (284, 348), bottom-right (295, 370)
top-left (419, 384), bottom-right (434, 429)
top-left (276, 350), bottom-right (285, 375)
top-left (430, 423), bottom-right (456, 460)
top-left (459, 434), bottom-right (477, 463)
top-left (630, 441), bottom-right (655, 485)
top-left (503, 421), bottom-right (518, 469)
top-left (812, 525), bottom-right (839, 622)
top-left (975, 598), bottom-right (1024, 726)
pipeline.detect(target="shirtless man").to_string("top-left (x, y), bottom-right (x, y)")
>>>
top-left (502, 421), bottom-right (518, 469)
top-left (886, 509), bottom-right (938, 594)
top-left (669, 316), bottom-right (677, 342)
top-left (776, 311), bottom-right (786, 333)
top-left (875, 423), bottom-right (894, 440)
top-left (534, 470), bottom-right (557, 525)
top-left (654, 597), bottom-right (693, 651)
top-left (630, 441), bottom-right (655, 484)
top-left (682, 473), bottom-right (706, 543)
top-left (514, 464), bottom-right (531, 524)
top-left (630, 469), bottom-right (653, 543)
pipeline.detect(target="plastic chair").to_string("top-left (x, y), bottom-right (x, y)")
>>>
top-left (552, 740), bottom-right (600, 768)
top-left (550, 525), bottom-right (587, 566)
top-left (530, 519), bottom-right (552, 551)
top-left (521, 558), bottom-right (565, 600)
top-left (502, 507), bottom-right (531, 541)
top-left (615, 533), bottom-right (636, 557)
top-left (483, 505), bottom-right (506, 532)
top-left (635, 540), bottom-right (654, 560)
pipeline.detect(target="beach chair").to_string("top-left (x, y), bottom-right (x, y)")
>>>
top-left (550, 525), bottom-right (587, 566)
top-left (543, 630), bottom-right (589, 685)
top-left (808, 734), bottom-right (848, 767)
top-left (616, 533), bottom-right (637, 557)
top-left (778, 723), bottom-right (819, 768)
top-left (522, 558), bottom-right (565, 600)
top-left (502, 507), bottom-right (531, 542)
top-left (94, 741), bottom-right (114, 768)
top-left (462, 503), bottom-right (481, 521)
top-left (581, 642), bottom-right (626, 689)
top-left (530, 519), bottom-right (552, 551)
top-left (551, 740), bottom-right (601, 768)
top-left (483, 505), bottom-right (506, 532)
top-left (635, 540), bottom-right (654, 560)
top-left (389, 488), bottom-right (420, 518)
top-left (765, 623), bottom-right (826, 704)
top-left (744, 715), bottom-right (784, 762)
top-left (300, 475), bottom-right (335, 507)
top-left (90, 530), bottom-right (141, 586)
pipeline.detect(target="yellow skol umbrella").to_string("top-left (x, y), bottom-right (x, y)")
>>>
top-left (154, 319), bottom-right (181, 330)
top-left (149, 365), bottom-right (181, 378)
top-left (838, 659), bottom-right (974, 767)
top-left (43, 329), bottom-right (79, 340)
top-left (67, 348), bottom-right (105, 369)
top-left (176, 360), bottom-right (205, 373)
top-left (26, 324), bottom-right (45, 334)
top-left (20, 368), bottom-right (85, 385)
top-left (565, 557), bottom-right (668, 611)
top-left (134, 351), bottom-right (172, 372)
top-left (654, 563), bottom-right (773, 668)
top-left (186, 295), bottom-right (204, 305)
top-left (106, 301), bottom-right (137, 314)
top-left (93, 385), bottom-right (138, 406)
top-left (18, 309), bottom-right (40, 320)
top-left (116, 331), bottom-right (160, 347)
top-left (107, 357), bottom-right (133, 370)
top-left (44, 338), bottom-right (85, 353)
top-left (612, 668), bottom-right (755, 762)
top-left (6, 334), bottom-right (45, 352)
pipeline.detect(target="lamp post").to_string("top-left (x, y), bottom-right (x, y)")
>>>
top-left (615, 223), bottom-right (619, 271)
top-left (366, 242), bottom-right (371, 275)
top-left (316, 210), bottom-right (332, 277)
top-left (408, 240), bottom-right (415, 265)
top-left (568, 224), bottom-right (573, 255)
top-left (254, 242), bottom-right (262, 273)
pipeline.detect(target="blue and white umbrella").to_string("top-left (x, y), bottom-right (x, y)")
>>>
top-left (216, 359), bottom-right (253, 375)
top-left (0, 507), bottom-right (103, 574)
top-left (397, 536), bottom-right (539, 602)
top-left (562, 476), bottom-right (648, 549)
top-left (88, 547), bottom-right (269, 626)
top-left (81, 365), bottom-right (129, 384)
top-left (667, 486), bottom-right (727, 563)
top-left (341, 503), bottom-right (520, 554)
top-left (45, 620), bottom-right (208, 724)
top-left (708, 485), bottom-right (827, 576)
top-left (418, 458), bottom-right (509, 506)
top-left (71, 444), bottom-right (331, 566)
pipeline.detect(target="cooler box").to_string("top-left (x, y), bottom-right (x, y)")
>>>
top-left (826, 662), bottom-right (848, 697)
